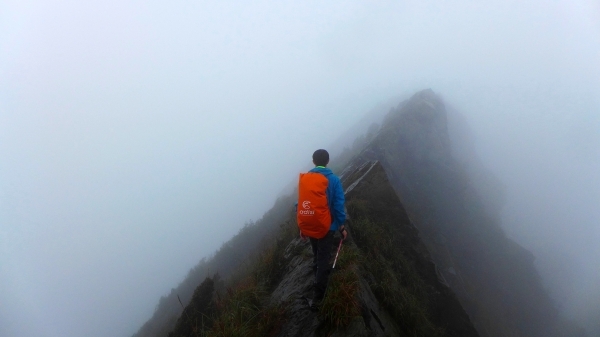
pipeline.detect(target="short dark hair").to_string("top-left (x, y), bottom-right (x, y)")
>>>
top-left (312, 149), bottom-right (329, 167)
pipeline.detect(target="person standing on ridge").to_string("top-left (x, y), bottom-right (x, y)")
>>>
top-left (297, 149), bottom-right (347, 308)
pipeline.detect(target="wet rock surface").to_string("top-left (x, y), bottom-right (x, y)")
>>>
top-left (270, 238), bottom-right (321, 337)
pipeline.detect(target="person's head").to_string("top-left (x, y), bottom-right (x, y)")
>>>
top-left (312, 149), bottom-right (329, 167)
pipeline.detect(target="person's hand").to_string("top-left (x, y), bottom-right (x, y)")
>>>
top-left (300, 231), bottom-right (307, 241)
top-left (339, 226), bottom-right (348, 240)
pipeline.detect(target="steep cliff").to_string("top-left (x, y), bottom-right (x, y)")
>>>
top-left (166, 160), bottom-right (478, 337)
top-left (134, 89), bottom-right (583, 337)
top-left (349, 89), bottom-right (583, 336)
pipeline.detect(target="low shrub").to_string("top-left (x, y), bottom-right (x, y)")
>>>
top-left (209, 279), bottom-right (284, 337)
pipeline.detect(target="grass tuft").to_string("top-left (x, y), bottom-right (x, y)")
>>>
top-left (349, 213), bottom-right (444, 336)
top-left (208, 279), bottom-right (284, 337)
top-left (319, 244), bottom-right (362, 330)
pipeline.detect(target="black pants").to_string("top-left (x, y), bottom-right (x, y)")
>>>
top-left (309, 230), bottom-right (335, 301)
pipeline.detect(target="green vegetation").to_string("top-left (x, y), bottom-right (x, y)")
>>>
top-left (347, 199), bottom-right (444, 337)
top-left (133, 194), bottom-right (296, 337)
top-left (209, 279), bottom-right (284, 337)
top-left (168, 220), bottom-right (297, 337)
top-left (169, 277), bottom-right (285, 337)
top-left (251, 222), bottom-right (296, 291)
top-left (319, 244), bottom-right (362, 329)
top-left (168, 277), bottom-right (215, 337)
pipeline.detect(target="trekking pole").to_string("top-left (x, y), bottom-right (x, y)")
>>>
top-left (332, 238), bottom-right (343, 269)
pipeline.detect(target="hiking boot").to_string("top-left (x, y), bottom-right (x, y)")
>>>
top-left (313, 286), bottom-right (325, 303)
top-left (310, 290), bottom-right (324, 312)
top-left (302, 296), bottom-right (320, 312)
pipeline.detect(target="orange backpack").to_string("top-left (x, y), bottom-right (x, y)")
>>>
top-left (297, 172), bottom-right (331, 239)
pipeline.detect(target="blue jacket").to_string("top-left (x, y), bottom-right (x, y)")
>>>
top-left (309, 166), bottom-right (346, 231)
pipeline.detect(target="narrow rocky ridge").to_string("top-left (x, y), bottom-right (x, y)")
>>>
top-left (135, 89), bottom-right (584, 337)
top-left (166, 160), bottom-right (479, 337)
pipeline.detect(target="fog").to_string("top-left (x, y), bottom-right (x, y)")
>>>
top-left (1, 1), bottom-right (598, 336)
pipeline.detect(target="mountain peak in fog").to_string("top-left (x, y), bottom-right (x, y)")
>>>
top-left (133, 90), bottom-right (585, 337)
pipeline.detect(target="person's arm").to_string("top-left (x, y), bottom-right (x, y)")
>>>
top-left (331, 177), bottom-right (347, 237)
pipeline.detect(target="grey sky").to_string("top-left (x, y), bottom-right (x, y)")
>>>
top-left (1, 1), bottom-right (598, 336)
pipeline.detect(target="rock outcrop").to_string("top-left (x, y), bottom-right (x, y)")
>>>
top-left (348, 89), bottom-right (583, 337)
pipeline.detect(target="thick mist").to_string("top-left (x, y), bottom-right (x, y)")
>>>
top-left (1, 1), bottom-right (598, 336)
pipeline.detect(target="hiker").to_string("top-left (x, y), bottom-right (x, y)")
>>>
top-left (297, 149), bottom-right (347, 307)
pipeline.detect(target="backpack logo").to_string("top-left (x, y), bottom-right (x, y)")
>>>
top-left (299, 201), bottom-right (315, 215)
